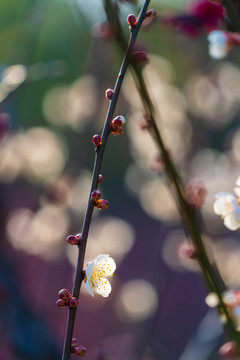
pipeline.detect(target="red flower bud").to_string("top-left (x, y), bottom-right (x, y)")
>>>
top-left (73, 346), bottom-right (87, 356)
top-left (56, 299), bottom-right (67, 308)
top-left (186, 180), bottom-right (207, 208)
top-left (69, 297), bottom-right (79, 308)
top-left (91, 190), bottom-right (102, 203)
top-left (127, 14), bottom-right (137, 28)
top-left (92, 135), bottom-right (102, 147)
top-left (67, 235), bottom-right (79, 245)
top-left (58, 289), bottom-right (71, 302)
top-left (105, 89), bottom-right (114, 100)
top-left (96, 199), bottom-right (109, 210)
top-left (146, 9), bottom-right (157, 18)
top-left (98, 174), bottom-right (104, 184)
top-left (111, 115), bottom-right (126, 131)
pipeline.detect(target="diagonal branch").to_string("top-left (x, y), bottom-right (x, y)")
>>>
top-left (61, 1), bottom-right (151, 359)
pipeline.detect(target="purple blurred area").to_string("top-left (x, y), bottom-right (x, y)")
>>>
top-left (1, 0), bottom-right (240, 359)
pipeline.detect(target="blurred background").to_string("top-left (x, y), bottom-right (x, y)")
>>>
top-left (1, 0), bottom-right (240, 359)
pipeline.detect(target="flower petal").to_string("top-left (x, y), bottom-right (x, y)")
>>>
top-left (236, 177), bottom-right (240, 187)
top-left (96, 257), bottom-right (116, 277)
top-left (223, 209), bottom-right (240, 231)
top-left (234, 187), bottom-right (240, 198)
top-left (213, 194), bottom-right (237, 216)
top-left (94, 254), bottom-right (109, 264)
top-left (215, 192), bottom-right (234, 199)
top-left (94, 279), bottom-right (112, 297)
top-left (85, 278), bottom-right (94, 297)
top-left (85, 260), bottom-right (94, 281)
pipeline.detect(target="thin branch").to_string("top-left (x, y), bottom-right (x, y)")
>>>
top-left (61, 1), bottom-right (151, 359)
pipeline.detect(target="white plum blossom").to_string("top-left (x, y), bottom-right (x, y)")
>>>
top-left (214, 176), bottom-right (240, 230)
top-left (84, 254), bottom-right (116, 297)
top-left (207, 30), bottom-right (229, 59)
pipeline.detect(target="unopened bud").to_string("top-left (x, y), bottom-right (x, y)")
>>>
top-left (105, 89), bottom-right (114, 100)
top-left (73, 346), bottom-right (87, 356)
top-left (111, 115), bottom-right (126, 131)
top-left (92, 135), bottom-right (102, 147)
top-left (96, 199), bottom-right (109, 210)
top-left (146, 9), bottom-right (157, 18)
top-left (219, 341), bottom-right (237, 358)
top-left (186, 180), bottom-right (207, 208)
top-left (127, 14), bottom-right (137, 28)
top-left (131, 50), bottom-right (148, 63)
top-left (91, 190), bottom-right (102, 203)
top-left (69, 297), bottom-right (79, 308)
top-left (56, 299), bottom-right (67, 308)
top-left (98, 174), bottom-right (104, 184)
top-left (179, 243), bottom-right (198, 260)
top-left (58, 289), bottom-right (71, 302)
top-left (67, 235), bottom-right (79, 245)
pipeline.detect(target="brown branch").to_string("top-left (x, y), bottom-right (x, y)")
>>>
top-left (61, 1), bottom-right (151, 359)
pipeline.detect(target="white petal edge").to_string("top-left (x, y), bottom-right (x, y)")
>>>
top-left (94, 254), bottom-right (109, 264)
top-left (94, 279), bottom-right (112, 297)
top-left (236, 177), bottom-right (240, 187)
top-left (234, 187), bottom-right (240, 198)
top-left (223, 212), bottom-right (240, 231)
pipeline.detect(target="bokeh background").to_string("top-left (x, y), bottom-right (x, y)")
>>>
top-left (1, 0), bottom-right (240, 359)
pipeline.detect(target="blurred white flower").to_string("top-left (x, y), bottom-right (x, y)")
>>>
top-left (223, 290), bottom-right (240, 329)
top-left (85, 254), bottom-right (116, 297)
top-left (208, 30), bottom-right (229, 59)
top-left (214, 176), bottom-right (240, 230)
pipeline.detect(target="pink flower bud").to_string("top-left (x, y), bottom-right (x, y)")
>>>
top-left (179, 243), bottom-right (198, 260)
top-left (127, 14), bottom-right (137, 28)
top-left (98, 174), bottom-right (104, 184)
top-left (131, 50), bottom-right (148, 63)
top-left (56, 299), bottom-right (67, 308)
top-left (92, 22), bottom-right (115, 40)
top-left (92, 135), bottom-right (102, 147)
top-left (105, 89), bottom-right (114, 100)
top-left (96, 199), bottom-right (109, 210)
top-left (69, 297), bottom-right (79, 308)
top-left (58, 289), bottom-right (71, 302)
top-left (91, 190), bottom-right (102, 203)
top-left (73, 346), bottom-right (87, 356)
top-left (186, 180), bottom-right (207, 208)
top-left (218, 341), bottom-right (237, 358)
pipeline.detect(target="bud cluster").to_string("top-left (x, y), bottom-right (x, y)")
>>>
top-left (71, 338), bottom-right (87, 357)
top-left (56, 289), bottom-right (79, 308)
top-left (90, 189), bottom-right (109, 210)
top-left (110, 115), bottom-right (126, 136)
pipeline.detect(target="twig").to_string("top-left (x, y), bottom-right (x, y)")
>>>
top-left (61, 1), bottom-right (151, 359)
